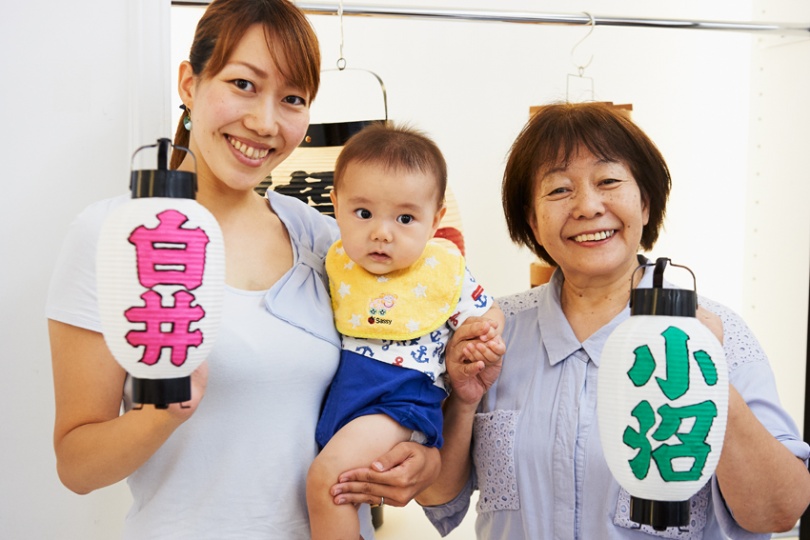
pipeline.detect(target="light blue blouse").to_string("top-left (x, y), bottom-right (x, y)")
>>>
top-left (425, 267), bottom-right (809, 539)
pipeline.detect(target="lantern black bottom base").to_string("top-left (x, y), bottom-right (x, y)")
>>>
top-left (132, 376), bottom-right (191, 409)
top-left (630, 496), bottom-right (690, 531)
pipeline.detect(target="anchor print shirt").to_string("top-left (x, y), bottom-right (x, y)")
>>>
top-left (332, 243), bottom-right (495, 391)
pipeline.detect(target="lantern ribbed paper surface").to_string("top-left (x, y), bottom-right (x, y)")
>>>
top-left (97, 198), bottom-right (225, 384)
top-left (97, 139), bottom-right (225, 406)
top-left (596, 257), bottom-right (729, 529)
top-left (598, 314), bottom-right (728, 502)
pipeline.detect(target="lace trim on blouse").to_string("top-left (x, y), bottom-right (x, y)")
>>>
top-left (474, 409), bottom-right (521, 513)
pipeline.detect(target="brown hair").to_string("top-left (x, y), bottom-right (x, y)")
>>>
top-left (171, 0), bottom-right (321, 168)
top-left (502, 102), bottom-right (671, 266)
top-left (333, 122), bottom-right (447, 208)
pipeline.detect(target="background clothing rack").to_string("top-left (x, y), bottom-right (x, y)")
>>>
top-left (297, 3), bottom-right (810, 35)
top-left (173, 2), bottom-right (810, 35)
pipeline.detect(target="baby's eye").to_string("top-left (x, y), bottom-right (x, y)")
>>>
top-left (283, 95), bottom-right (307, 106)
top-left (354, 208), bottom-right (372, 219)
top-left (397, 215), bottom-right (414, 225)
top-left (232, 79), bottom-right (255, 92)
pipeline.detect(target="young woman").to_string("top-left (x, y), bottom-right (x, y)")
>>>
top-left (47, 1), bottom-right (439, 537)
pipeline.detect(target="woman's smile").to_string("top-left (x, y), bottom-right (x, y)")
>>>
top-left (571, 229), bottom-right (616, 243)
top-left (227, 134), bottom-right (272, 161)
top-left (223, 136), bottom-right (274, 169)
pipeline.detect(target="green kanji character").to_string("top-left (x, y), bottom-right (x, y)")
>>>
top-left (622, 325), bottom-right (721, 481)
top-left (628, 325), bottom-right (718, 400)
top-left (622, 400), bottom-right (656, 479)
top-left (622, 400), bottom-right (718, 482)
top-left (651, 401), bottom-right (717, 481)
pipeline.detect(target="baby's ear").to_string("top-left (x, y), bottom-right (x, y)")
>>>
top-left (432, 204), bottom-right (447, 232)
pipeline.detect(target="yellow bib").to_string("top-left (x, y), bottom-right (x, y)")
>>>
top-left (327, 239), bottom-right (465, 340)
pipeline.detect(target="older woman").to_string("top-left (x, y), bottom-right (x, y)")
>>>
top-left (417, 102), bottom-right (810, 539)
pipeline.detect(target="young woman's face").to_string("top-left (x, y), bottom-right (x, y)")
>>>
top-left (331, 161), bottom-right (445, 275)
top-left (530, 147), bottom-right (649, 285)
top-left (179, 24), bottom-right (310, 192)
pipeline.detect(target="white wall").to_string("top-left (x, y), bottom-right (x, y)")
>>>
top-left (744, 0), bottom-right (810, 443)
top-left (0, 1), bottom-right (166, 538)
top-left (1, 1), bottom-right (806, 538)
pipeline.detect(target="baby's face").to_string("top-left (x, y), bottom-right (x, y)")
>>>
top-left (331, 161), bottom-right (445, 274)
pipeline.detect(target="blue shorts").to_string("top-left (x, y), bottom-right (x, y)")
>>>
top-left (315, 350), bottom-right (447, 449)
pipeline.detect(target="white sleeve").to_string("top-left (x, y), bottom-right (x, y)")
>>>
top-left (448, 266), bottom-right (495, 330)
top-left (46, 195), bottom-right (128, 331)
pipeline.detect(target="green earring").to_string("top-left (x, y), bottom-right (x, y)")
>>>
top-left (183, 111), bottom-right (192, 131)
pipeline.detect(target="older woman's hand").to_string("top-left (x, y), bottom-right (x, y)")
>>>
top-left (445, 316), bottom-right (505, 406)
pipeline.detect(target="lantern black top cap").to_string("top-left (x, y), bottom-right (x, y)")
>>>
top-left (630, 257), bottom-right (698, 317)
top-left (129, 138), bottom-right (198, 199)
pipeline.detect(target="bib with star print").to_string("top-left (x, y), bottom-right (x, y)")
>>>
top-left (326, 239), bottom-right (465, 340)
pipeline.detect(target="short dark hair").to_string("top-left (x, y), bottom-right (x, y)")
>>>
top-left (334, 122), bottom-right (447, 208)
top-left (502, 102), bottom-right (671, 265)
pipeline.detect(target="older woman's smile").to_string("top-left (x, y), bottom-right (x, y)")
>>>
top-left (572, 229), bottom-right (616, 243)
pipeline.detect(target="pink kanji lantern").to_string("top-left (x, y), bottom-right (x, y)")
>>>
top-left (597, 258), bottom-right (728, 530)
top-left (97, 139), bottom-right (225, 408)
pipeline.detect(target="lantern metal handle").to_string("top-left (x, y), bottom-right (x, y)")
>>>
top-left (131, 138), bottom-right (197, 176)
top-left (631, 257), bottom-right (697, 293)
top-left (629, 257), bottom-right (699, 317)
top-left (129, 138), bottom-right (198, 199)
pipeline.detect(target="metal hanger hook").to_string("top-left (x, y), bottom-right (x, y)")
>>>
top-left (336, 0), bottom-right (347, 70)
top-left (571, 12), bottom-right (595, 74)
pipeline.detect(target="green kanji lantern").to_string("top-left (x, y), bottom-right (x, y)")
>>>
top-left (597, 258), bottom-right (728, 530)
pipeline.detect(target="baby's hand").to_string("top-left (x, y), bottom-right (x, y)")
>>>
top-left (446, 317), bottom-right (505, 405)
top-left (462, 331), bottom-right (505, 365)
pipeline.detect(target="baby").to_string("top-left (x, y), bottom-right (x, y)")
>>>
top-left (306, 123), bottom-right (504, 539)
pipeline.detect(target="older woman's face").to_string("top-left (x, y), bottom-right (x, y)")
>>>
top-left (529, 147), bottom-right (649, 285)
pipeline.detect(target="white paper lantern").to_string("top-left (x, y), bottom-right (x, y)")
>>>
top-left (597, 258), bottom-right (728, 530)
top-left (97, 139), bottom-right (225, 407)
